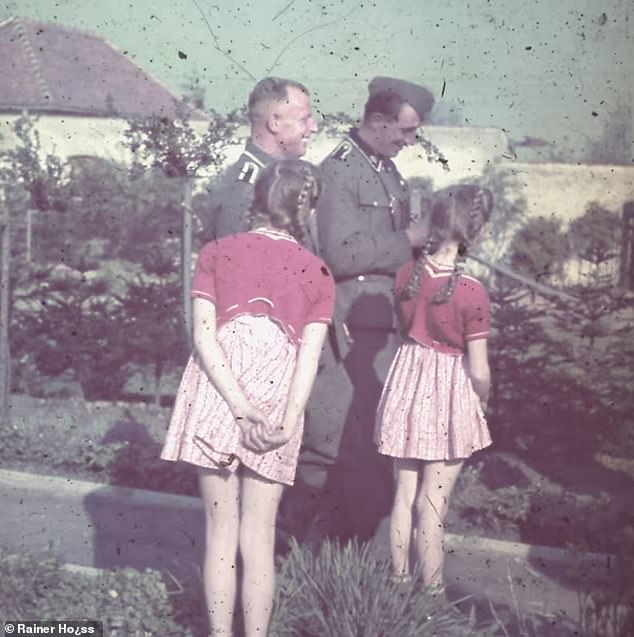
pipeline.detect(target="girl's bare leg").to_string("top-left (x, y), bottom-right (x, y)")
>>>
top-left (239, 468), bottom-right (284, 637)
top-left (390, 458), bottom-right (420, 576)
top-left (199, 467), bottom-right (241, 636)
top-left (415, 459), bottom-right (463, 587)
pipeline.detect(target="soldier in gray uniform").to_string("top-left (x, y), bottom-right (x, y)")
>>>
top-left (210, 77), bottom-right (318, 240)
top-left (289, 77), bottom-right (435, 541)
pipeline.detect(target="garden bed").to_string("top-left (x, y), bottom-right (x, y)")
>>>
top-left (1, 540), bottom-right (596, 637)
top-left (2, 393), bottom-right (632, 555)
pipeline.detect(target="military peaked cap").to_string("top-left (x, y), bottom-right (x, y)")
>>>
top-left (368, 76), bottom-right (435, 120)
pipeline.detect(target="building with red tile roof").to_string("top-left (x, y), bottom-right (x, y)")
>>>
top-left (0, 16), bottom-right (204, 120)
top-left (0, 17), bottom-right (207, 164)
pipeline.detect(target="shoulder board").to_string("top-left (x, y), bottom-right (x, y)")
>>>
top-left (329, 140), bottom-right (353, 161)
top-left (236, 160), bottom-right (260, 185)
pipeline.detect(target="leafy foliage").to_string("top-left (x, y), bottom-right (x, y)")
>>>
top-left (271, 539), bottom-right (495, 637)
top-left (507, 216), bottom-right (568, 285)
top-left (29, 160), bottom-right (183, 267)
top-left (11, 265), bottom-right (129, 399)
top-left (0, 396), bottom-right (199, 492)
top-left (568, 203), bottom-right (621, 268)
top-left (488, 194), bottom-right (634, 478)
top-left (9, 150), bottom-right (188, 400)
top-left (116, 271), bottom-right (186, 404)
top-left (0, 545), bottom-right (204, 636)
top-left (124, 107), bottom-right (240, 179)
top-left (0, 115), bottom-right (68, 212)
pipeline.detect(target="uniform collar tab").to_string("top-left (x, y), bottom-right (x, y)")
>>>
top-left (348, 127), bottom-right (387, 171)
top-left (244, 139), bottom-right (274, 167)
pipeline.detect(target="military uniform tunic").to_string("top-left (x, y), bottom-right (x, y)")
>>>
top-left (211, 140), bottom-right (272, 239)
top-left (290, 128), bottom-right (416, 541)
top-left (209, 139), bottom-right (320, 254)
top-left (317, 129), bottom-right (412, 336)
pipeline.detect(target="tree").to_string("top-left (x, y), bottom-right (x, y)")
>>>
top-left (0, 115), bottom-right (68, 421)
top-left (584, 101), bottom-right (632, 165)
top-left (123, 107), bottom-right (239, 340)
top-left (10, 155), bottom-right (190, 401)
top-left (0, 116), bottom-right (67, 214)
top-left (568, 202), bottom-right (621, 270)
top-left (115, 254), bottom-right (184, 405)
top-left (487, 197), bottom-right (634, 469)
top-left (564, 203), bottom-right (624, 348)
top-left (11, 267), bottom-right (129, 399)
top-left (507, 216), bottom-right (568, 291)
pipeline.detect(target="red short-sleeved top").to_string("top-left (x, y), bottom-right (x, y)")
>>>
top-left (395, 258), bottom-right (490, 355)
top-left (192, 231), bottom-right (335, 344)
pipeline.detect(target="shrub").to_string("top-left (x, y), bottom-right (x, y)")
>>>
top-left (0, 544), bottom-right (206, 636)
top-left (270, 538), bottom-right (496, 637)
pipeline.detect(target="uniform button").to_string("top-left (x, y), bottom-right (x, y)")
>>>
top-left (357, 275), bottom-right (366, 282)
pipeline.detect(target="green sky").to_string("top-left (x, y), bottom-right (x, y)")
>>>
top-left (2, 0), bottom-right (632, 160)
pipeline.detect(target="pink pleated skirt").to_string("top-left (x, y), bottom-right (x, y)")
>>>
top-left (374, 340), bottom-right (491, 461)
top-left (160, 315), bottom-right (301, 485)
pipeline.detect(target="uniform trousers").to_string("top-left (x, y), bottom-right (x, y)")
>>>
top-left (280, 326), bottom-right (401, 541)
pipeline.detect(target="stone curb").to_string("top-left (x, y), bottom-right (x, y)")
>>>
top-left (0, 467), bottom-right (614, 569)
top-left (63, 562), bottom-right (104, 577)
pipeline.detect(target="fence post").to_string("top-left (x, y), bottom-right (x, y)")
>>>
top-left (0, 193), bottom-right (11, 424)
top-left (181, 177), bottom-right (193, 347)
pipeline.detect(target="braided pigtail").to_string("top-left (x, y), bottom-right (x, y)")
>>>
top-left (399, 235), bottom-right (437, 300)
top-left (432, 187), bottom-right (489, 304)
top-left (248, 162), bottom-right (283, 230)
top-left (433, 251), bottom-right (466, 304)
top-left (290, 165), bottom-right (318, 243)
top-left (467, 189), bottom-right (488, 239)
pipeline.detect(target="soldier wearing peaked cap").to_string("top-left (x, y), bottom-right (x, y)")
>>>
top-left (284, 76), bottom-right (436, 542)
top-left (209, 77), bottom-right (319, 248)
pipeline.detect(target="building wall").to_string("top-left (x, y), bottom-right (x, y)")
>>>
top-left (0, 112), bottom-right (209, 166)
top-left (1, 113), bottom-right (134, 163)
top-left (496, 162), bottom-right (634, 225)
top-left (3, 114), bottom-right (632, 227)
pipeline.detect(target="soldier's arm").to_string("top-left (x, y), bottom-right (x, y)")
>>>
top-left (316, 161), bottom-right (412, 278)
top-left (213, 178), bottom-right (255, 239)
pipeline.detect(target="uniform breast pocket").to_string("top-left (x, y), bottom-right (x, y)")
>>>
top-left (357, 191), bottom-right (395, 232)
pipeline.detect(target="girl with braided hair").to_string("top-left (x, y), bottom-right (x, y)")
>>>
top-left (161, 159), bottom-right (334, 636)
top-left (374, 183), bottom-right (494, 591)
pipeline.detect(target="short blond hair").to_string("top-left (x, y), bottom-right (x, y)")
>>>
top-left (248, 77), bottom-right (309, 124)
